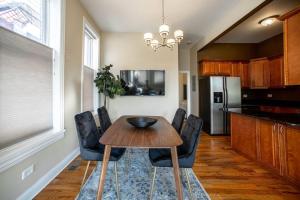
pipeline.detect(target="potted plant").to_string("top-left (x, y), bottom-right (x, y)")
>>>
top-left (94, 64), bottom-right (124, 108)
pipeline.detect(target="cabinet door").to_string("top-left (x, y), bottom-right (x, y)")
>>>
top-left (240, 62), bottom-right (249, 88)
top-left (286, 126), bottom-right (300, 185)
top-left (257, 120), bottom-right (275, 168)
top-left (231, 62), bottom-right (249, 88)
top-left (218, 62), bottom-right (232, 76)
top-left (199, 61), bottom-right (219, 76)
top-left (284, 11), bottom-right (300, 85)
top-left (249, 59), bottom-right (270, 88)
top-left (231, 113), bottom-right (257, 160)
top-left (269, 57), bottom-right (284, 88)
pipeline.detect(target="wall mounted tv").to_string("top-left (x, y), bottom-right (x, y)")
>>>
top-left (120, 70), bottom-right (165, 96)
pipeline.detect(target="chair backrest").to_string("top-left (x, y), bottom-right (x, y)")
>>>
top-left (171, 108), bottom-right (186, 134)
top-left (97, 106), bottom-right (112, 133)
top-left (180, 115), bottom-right (203, 156)
top-left (74, 111), bottom-right (101, 150)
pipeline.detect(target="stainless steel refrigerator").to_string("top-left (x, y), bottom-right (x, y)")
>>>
top-left (199, 76), bottom-right (241, 135)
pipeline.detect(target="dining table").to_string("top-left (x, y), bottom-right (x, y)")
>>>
top-left (96, 115), bottom-right (183, 200)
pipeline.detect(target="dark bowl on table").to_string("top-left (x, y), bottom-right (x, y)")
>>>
top-left (126, 117), bottom-right (157, 128)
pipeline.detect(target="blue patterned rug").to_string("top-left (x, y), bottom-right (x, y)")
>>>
top-left (77, 149), bottom-right (210, 200)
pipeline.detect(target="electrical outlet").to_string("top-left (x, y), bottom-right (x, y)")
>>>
top-left (242, 94), bottom-right (248, 98)
top-left (267, 94), bottom-right (273, 98)
top-left (22, 164), bottom-right (34, 180)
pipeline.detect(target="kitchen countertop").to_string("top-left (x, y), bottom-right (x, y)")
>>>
top-left (223, 107), bottom-right (300, 127)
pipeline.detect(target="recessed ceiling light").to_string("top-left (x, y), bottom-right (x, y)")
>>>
top-left (258, 15), bottom-right (279, 26)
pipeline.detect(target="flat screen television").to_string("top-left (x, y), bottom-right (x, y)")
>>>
top-left (120, 70), bottom-right (165, 96)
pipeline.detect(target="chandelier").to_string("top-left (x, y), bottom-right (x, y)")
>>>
top-left (143, 0), bottom-right (184, 51)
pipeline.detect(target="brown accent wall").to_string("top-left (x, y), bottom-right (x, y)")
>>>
top-left (197, 43), bottom-right (257, 61)
top-left (256, 33), bottom-right (283, 58)
top-left (197, 33), bottom-right (283, 61)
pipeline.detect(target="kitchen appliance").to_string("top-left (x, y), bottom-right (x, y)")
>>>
top-left (199, 76), bottom-right (241, 135)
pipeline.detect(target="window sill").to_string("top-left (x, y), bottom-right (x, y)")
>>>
top-left (0, 129), bottom-right (65, 173)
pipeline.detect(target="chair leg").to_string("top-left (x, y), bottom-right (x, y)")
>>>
top-left (184, 168), bottom-right (194, 200)
top-left (81, 161), bottom-right (90, 188)
top-left (149, 167), bottom-right (157, 200)
top-left (114, 162), bottom-right (120, 200)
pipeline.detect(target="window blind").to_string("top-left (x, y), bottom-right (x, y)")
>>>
top-left (0, 27), bottom-right (53, 149)
top-left (83, 66), bottom-right (95, 112)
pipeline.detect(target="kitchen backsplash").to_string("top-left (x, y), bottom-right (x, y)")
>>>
top-left (242, 86), bottom-right (300, 108)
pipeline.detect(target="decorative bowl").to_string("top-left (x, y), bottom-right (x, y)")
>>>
top-left (126, 117), bottom-right (157, 128)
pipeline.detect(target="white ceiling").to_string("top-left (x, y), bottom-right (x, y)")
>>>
top-left (215, 0), bottom-right (300, 43)
top-left (80, 0), bottom-right (264, 47)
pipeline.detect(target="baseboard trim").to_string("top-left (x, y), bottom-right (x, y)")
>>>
top-left (17, 147), bottom-right (80, 200)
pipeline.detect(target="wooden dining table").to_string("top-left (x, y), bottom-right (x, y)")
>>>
top-left (96, 116), bottom-right (183, 200)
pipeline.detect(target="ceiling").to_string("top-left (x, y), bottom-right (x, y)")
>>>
top-left (215, 0), bottom-right (300, 43)
top-left (80, 0), bottom-right (264, 47)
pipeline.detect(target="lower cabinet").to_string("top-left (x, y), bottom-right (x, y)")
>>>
top-left (286, 126), bottom-right (300, 185)
top-left (231, 113), bottom-right (257, 160)
top-left (231, 113), bottom-right (300, 187)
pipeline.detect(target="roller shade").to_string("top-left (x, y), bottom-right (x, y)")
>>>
top-left (0, 27), bottom-right (53, 149)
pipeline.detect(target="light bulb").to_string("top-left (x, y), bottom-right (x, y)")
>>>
top-left (174, 29), bottom-right (183, 42)
top-left (144, 33), bottom-right (153, 45)
top-left (159, 24), bottom-right (170, 38)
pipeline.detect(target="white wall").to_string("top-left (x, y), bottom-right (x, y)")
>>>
top-left (178, 48), bottom-right (190, 71)
top-left (101, 32), bottom-right (179, 122)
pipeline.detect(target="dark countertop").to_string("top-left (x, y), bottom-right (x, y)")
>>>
top-left (223, 107), bottom-right (300, 127)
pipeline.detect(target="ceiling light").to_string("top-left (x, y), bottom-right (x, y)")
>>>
top-left (143, 0), bottom-right (184, 51)
top-left (258, 15), bottom-right (279, 26)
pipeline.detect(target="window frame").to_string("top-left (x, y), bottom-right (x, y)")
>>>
top-left (0, 0), bottom-right (50, 46)
top-left (81, 17), bottom-right (100, 113)
top-left (0, 0), bottom-right (65, 173)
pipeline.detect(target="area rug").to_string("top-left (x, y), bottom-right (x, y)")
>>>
top-left (77, 149), bottom-right (210, 200)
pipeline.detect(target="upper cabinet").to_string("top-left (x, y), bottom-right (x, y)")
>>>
top-left (269, 56), bottom-right (284, 88)
top-left (280, 8), bottom-right (300, 86)
top-left (199, 60), bottom-right (249, 88)
top-left (249, 58), bottom-right (270, 89)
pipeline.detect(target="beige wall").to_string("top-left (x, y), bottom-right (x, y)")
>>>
top-left (0, 1), bottom-right (100, 199)
top-left (101, 32), bottom-right (179, 122)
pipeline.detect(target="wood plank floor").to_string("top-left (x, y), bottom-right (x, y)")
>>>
top-left (35, 133), bottom-right (300, 200)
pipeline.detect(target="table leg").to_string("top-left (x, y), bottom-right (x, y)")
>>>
top-left (97, 145), bottom-right (111, 200)
top-left (171, 147), bottom-right (183, 200)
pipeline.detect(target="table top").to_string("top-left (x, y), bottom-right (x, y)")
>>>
top-left (99, 116), bottom-right (183, 148)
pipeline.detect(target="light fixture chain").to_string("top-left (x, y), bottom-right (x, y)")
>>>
top-left (162, 0), bottom-right (165, 24)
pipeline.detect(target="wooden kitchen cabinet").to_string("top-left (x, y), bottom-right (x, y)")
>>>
top-left (256, 120), bottom-right (275, 168)
top-left (231, 62), bottom-right (249, 88)
top-left (286, 126), bottom-right (300, 185)
top-left (199, 61), bottom-right (219, 76)
top-left (269, 56), bottom-right (284, 88)
top-left (280, 8), bottom-right (300, 85)
top-left (231, 113), bottom-right (300, 187)
top-left (231, 113), bottom-right (257, 160)
top-left (199, 60), bottom-right (249, 87)
top-left (218, 61), bottom-right (232, 75)
top-left (249, 58), bottom-right (270, 89)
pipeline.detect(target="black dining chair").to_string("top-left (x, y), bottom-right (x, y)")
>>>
top-left (148, 114), bottom-right (203, 200)
top-left (171, 108), bottom-right (186, 134)
top-left (74, 111), bottom-right (125, 200)
top-left (97, 106), bottom-right (129, 170)
top-left (97, 106), bottom-right (112, 133)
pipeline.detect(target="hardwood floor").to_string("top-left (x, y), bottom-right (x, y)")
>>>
top-left (35, 133), bottom-right (300, 200)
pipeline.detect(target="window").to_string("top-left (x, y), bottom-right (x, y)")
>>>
top-left (0, 0), bottom-right (48, 44)
top-left (0, 0), bottom-right (64, 172)
top-left (82, 21), bottom-right (99, 112)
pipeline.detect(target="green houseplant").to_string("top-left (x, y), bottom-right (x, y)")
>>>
top-left (94, 64), bottom-right (124, 107)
